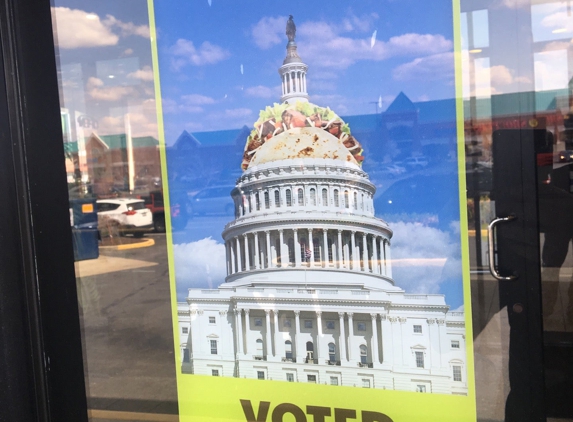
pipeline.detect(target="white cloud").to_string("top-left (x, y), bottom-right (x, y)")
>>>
top-left (251, 15), bottom-right (451, 71)
top-left (252, 16), bottom-right (287, 49)
top-left (223, 108), bottom-right (252, 118)
top-left (96, 98), bottom-right (159, 138)
top-left (245, 85), bottom-right (276, 98)
top-left (298, 23), bottom-right (452, 70)
top-left (127, 66), bottom-right (154, 82)
top-left (102, 15), bottom-right (150, 38)
top-left (162, 94), bottom-right (217, 114)
top-left (392, 52), bottom-right (454, 81)
top-left (170, 39), bottom-right (230, 70)
top-left (52, 7), bottom-right (119, 49)
top-left (390, 222), bottom-right (461, 296)
top-left (173, 238), bottom-right (227, 297)
top-left (52, 8), bottom-right (149, 49)
top-left (86, 77), bottom-right (133, 101)
top-left (181, 94), bottom-right (216, 105)
top-left (500, 0), bottom-right (531, 9)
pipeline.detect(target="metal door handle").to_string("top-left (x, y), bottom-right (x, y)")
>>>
top-left (488, 215), bottom-right (518, 280)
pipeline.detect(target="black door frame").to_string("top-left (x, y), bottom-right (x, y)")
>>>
top-left (0, 0), bottom-right (87, 420)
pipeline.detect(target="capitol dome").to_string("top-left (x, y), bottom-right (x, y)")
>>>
top-left (248, 127), bottom-right (359, 169)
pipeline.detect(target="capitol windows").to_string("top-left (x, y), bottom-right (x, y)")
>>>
top-left (285, 340), bottom-right (293, 360)
top-left (344, 190), bottom-right (349, 208)
top-left (353, 192), bottom-right (358, 210)
top-left (333, 189), bottom-right (339, 207)
top-left (359, 345), bottom-right (368, 364)
top-left (310, 188), bottom-right (316, 206)
top-left (286, 373), bottom-right (294, 382)
top-left (264, 191), bottom-right (270, 209)
top-left (362, 379), bottom-right (371, 388)
top-left (210, 340), bottom-right (218, 355)
top-left (328, 343), bottom-right (336, 363)
top-left (274, 190), bottom-right (280, 207)
top-left (307, 374), bottom-right (317, 383)
top-left (182, 327), bottom-right (188, 334)
top-left (283, 319), bottom-right (292, 328)
top-left (255, 193), bottom-right (260, 211)
top-left (254, 318), bottom-right (263, 327)
top-left (413, 324), bottom-right (422, 333)
top-left (330, 376), bottom-right (339, 386)
top-left (415, 351), bottom-right (425, 368)
top-left (209, 316), bottom-right (216, 324)
top-left (361, 193), bottom-right (365, 210)
top-left (306, 342), bottom-right (314, 361)
top-left (416, 385), bottom-right (426, 393)
top-left (304, 320), bottom-right (313, 329)
top-left (313, 237), bottom-right (320, 262)
top-left (453, 365), bottom-right (462, 382)
top-left (327, 238), bottom-right (333, 263)
top-left (451, 340), bottom-right (460, 349)
top-left (326, 320), bottom-right (335, 330)
top-left (183, 349), bottom-right (190, 363)
top-left (357, 322), bottom-right (366, 331)
top-left (288, 238), bottom-right (295, 265)
top-left (212, 369), bottom-right (219, 377)
top-left (256, 339), bottom-right (264, 357)
top-left (297, 188), bottom-right (304, 205)
top-left (286, 189), bottom-right (292, 206)
top-left (321, 188), bottom-right (328, 205)
top-left (257, 371), bottom-right (265, 380)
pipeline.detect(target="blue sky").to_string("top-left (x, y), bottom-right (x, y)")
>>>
top-left (154, 0), bottom-right (456, 143)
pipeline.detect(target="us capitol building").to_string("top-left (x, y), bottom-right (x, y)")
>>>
top-left (177, 18), bottom-right (467, 395)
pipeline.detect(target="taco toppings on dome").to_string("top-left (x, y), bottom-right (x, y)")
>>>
top-left (241, 102), bottom-right (364, 170)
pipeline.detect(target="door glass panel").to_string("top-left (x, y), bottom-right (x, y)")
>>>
top-left (49, 0), bottom-right (573, 421)
top-left (51, 1), bottom-right (178, 420)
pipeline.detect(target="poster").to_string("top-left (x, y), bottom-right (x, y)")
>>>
top-left (148, 0), bottom-right (475, 420)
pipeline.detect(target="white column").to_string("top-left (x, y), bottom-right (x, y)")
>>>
top-left (386, 241), bottom-right (392, 278)
top-left (234, 309), bottom-right (243, 356)
top-left (362, 233), bottom-right (368, 272)
top-left (308, 229), bottom-right (314, 267)
top-left (273, 311), bottom-right (280, 358)
top-left (322, 229), bottom-right (328, 268)
top-left (380, 314), bottom-right (393, 366)
top-left (337, 230), bottom-right (343, 269)
top-left (243, 234), bottom-right (250, 270)
top-left (303, 73), bottom-right (306, 93)
top-left (294, 310), bottom-right (303, 362)
top-left (230, 241), bottom-right (236, 274)
top-left (372, 236), bottom-right (378, 274)
top-left (347, 312), bottom-right (354, 361)
top-left (265, 310), bottom-right (272, 358)
top-left (282, 75), bottom-right (285, 96)
top-left (315, 311), bottom-right (322, 361)
top-left (225, 242), bottom-right (230, 275)
top-left (351, 231), bottom-right (358, 271)
top-left (371, 313), bottom-right (380, 364)
top-left (382, 240), bottom-right (387, 276)
top-left (338, 312), bottom-right (347, 362)
top-left (254, 232), bottom-right (260, 269)
top-left (294, 229), bottom-right (300, 267)
top-left (235, 237), bottom-right (242, 272)
top-left (279, 229), bottom-right (285, 267)
top-left (244, 309), bottom-right (250, 355)
top-left (266, 231), bottom-right (272, 268)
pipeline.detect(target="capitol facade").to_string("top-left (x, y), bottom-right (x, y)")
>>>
top-left (177, 21), bottom-right (467, 395)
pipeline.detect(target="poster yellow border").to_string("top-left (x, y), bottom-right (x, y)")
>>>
top-left (147, 0), bottom-right (477, 419)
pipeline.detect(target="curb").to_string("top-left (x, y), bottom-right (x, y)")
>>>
top-left (99, 238), bottom-right (155, 250)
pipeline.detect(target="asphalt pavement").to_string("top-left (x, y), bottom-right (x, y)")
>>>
top-left (75, 233), bottom-right (178, 417)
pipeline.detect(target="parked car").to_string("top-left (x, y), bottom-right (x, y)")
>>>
top-left (96, 198), bottom-right (153, 237)
top-left (188, 186), bottom-right (235, 216)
